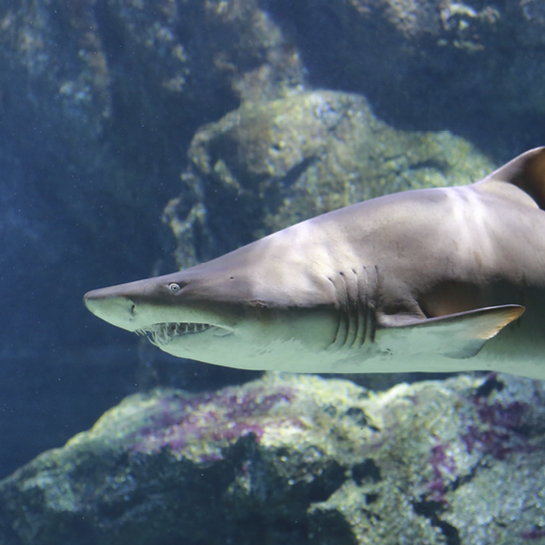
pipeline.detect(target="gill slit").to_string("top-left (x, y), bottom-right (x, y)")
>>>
top-left (369, 265), bottom-right (378, 342)
top-left (328, 265), bottom-right (377, 350)
top-left (346, 269), bottom-right (362, 349)
top-left (338, 271), bottom-right (352, 348)
top-left (328, 275), bottom-right (344, 348)
top-left (357, 266), bottom-right (368, 349)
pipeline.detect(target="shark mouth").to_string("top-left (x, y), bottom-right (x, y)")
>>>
top-left (136, 322), bottom-right (213, 347)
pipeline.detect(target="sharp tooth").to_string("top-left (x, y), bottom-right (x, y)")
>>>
top-left (139, 322), bottom-right (211, 342)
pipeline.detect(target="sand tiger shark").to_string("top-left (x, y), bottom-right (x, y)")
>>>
top-left (85, 147), bottom-right (545, 379)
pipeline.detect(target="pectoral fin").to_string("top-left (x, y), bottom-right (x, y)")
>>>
top-left (379, 305), bottom-right (525, 359)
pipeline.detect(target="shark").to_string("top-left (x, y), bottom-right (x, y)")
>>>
top-left (84, 147), bottom-right (545, 379)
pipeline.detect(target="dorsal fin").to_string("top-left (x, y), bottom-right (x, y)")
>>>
top-left (477, 147), bottom-right (545, 209)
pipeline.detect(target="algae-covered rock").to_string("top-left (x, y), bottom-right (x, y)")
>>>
top-left (267, 0), bottom-right (545, 150)
top-left (1, 372), bottom-right (543, 545)
top-left (164, 90), bottom-right (494, 267)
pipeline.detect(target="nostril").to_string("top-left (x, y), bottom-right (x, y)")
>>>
top-left (130, 303), bottom-right (136, 315)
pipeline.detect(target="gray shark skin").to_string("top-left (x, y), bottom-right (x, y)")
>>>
top-left (85, 148), bottom-right (545, 378)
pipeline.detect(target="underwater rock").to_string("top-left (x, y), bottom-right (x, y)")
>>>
top-left (0, 372), bottom-right (543, 545)
top-left (267, 0), bottom-right (545, 150)
top-left (164, 90), bottom-right (493, 267)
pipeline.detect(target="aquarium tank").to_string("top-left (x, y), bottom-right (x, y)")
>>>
top-left (0, 1), bottom-right (544, 544)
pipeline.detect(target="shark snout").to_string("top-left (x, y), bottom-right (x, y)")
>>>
top-left (84, 288), bottom-right (138, 331)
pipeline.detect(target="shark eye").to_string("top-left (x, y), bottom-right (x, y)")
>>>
top-left (168, 283), bottom-right (181, 293)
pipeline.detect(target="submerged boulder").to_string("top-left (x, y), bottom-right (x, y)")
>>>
top-left (164, 90), bottom-right (494, 267)
top-left (0, 372), bottom-right (543, 545)
top-left (267, 0), bottom-right (545, 149)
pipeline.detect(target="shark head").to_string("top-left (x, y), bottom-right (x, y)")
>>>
top-left (84, 225), bottom-right (349, 370)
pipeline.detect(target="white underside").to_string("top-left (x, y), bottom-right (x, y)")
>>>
top-left (149, 319), bottom-right (545, 379)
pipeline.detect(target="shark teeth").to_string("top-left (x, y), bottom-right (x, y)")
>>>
top-left (136, 322), bottom-right (212, 346)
